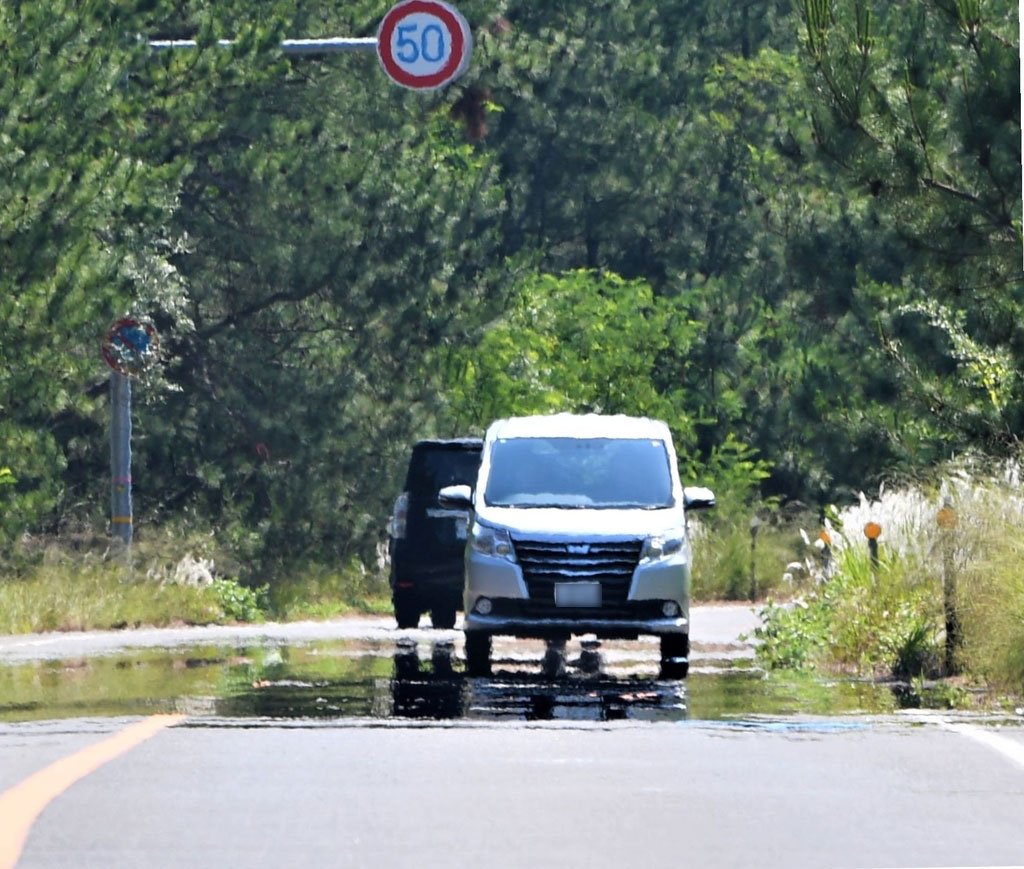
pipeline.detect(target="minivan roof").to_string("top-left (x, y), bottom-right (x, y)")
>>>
top-left (486, 413), bottom-right (672, 441)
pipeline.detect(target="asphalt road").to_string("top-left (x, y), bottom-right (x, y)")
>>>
top-left (3, 713), bottom-right (1024, 869)
top-left (2, 607), bottom-right (1023, 869)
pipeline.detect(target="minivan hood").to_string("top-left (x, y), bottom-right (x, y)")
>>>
top-left (475, 504), bottom-right (683, 539)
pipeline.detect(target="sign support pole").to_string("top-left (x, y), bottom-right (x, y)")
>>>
top-left (110, 372), bottom-right (133, 546)
top-left (102, 316), bottom-right (157, 549)
top-left (150, 2), bottom-right (474, 91)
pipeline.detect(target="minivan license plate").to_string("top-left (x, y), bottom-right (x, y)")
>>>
top-left (554, 581), bottom-right (601, 608)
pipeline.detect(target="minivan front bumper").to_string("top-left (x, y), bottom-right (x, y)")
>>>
top-left (462, 548), bottom-right (690, 640)
top-left (463, 610), bottom-right (687, 640)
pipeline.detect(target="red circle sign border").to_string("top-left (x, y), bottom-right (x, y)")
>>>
top-left (377, 0), bottom-right (471, 90)
top-left (101, 317), bottom-right (158, 376)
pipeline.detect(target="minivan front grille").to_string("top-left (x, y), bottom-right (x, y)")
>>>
top-left (512, 538), bottom-right (643, 607)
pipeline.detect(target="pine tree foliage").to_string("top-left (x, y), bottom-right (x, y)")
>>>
top-left (797, 0), bottom-right (1023, 448)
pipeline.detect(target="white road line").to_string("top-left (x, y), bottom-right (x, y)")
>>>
top-left (943, 721), bottom-right (1024, 770)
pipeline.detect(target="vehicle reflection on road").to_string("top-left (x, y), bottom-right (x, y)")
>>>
top-left (388, 639), bottom-right (689, 723)
top-left (0, 633), bottom-right (919, 725)
top-left (389, 638), bottom-right (464, 720)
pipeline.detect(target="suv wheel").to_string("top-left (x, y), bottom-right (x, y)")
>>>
top-left (431, 603), bottom-right (458, 630)
top-left (393, 594), bottom-right (420, 630)
top-left (464, 632), bottom-right (492, 676)
top-left (659, 634), bottom-right (689, 679)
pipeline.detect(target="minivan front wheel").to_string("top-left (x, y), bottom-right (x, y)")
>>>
top-left (464, 632), bottom-right (492, 676)
top-left (659, 633), bottom-right (689, 679)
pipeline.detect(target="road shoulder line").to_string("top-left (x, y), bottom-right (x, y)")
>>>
top-left (0, 715), bottom-right (185, 869)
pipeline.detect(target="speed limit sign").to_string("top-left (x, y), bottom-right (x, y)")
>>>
top-left (377, 0), bottom-right (472, 91)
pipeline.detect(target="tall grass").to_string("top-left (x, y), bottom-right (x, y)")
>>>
top-left (957, 521), bottom-right (1024, 690)
top-left (756, 546), bottom-right (943, 676)
top-left (691, 519), bottom-right (796, 602)
top-left (0, 525), bottom-right (391, 634)
top-left (0, 563), bottom-right (222, 634)
top-left (268, 561), bottom-right (393, 621)
top-left (836, 458), bottom-right (1024, 690)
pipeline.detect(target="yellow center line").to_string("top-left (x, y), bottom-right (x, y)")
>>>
top-left (0, 714), bottom-right (185, 869)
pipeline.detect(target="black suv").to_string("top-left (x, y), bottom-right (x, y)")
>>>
top-left (387, 438), bottom-right (483, 629)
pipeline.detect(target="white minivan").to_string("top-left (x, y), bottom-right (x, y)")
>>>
top-left (439, 413), bottom-right (714, 677)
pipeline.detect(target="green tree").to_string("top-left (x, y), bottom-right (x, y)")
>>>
top-left (4, 0), bottom-right (1020, 581)
top-left (440, 268), bottom-right (771, 505)
top-left (464, 0), bottom-right (911, 505)
top-left (442, 269), bottom-right (689, 433)
top-left (797, 0), bottom-right (1023, 453)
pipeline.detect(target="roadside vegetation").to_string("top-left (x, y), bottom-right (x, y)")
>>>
top-left (0, 549), bottom-right (266, 635)
top-left (0, 560), bottom-right (385, 635)
top-left (755, 458), bottom-right (1024, 702)
top-left (0, 529), bottom-right (388, 635)
top-left (3, 458), bottom-right (1023, 706)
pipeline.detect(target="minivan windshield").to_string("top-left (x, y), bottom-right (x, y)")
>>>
top-left (484, 437), bottom-right (674, 509)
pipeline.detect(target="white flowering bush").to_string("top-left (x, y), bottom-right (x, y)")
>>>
top-left (172, 554), bottom-right (216, 588)
top-left (830, 458), bottom-right (1024, 569)
top-left (146, 553), bottom-right (214, 588)
top-left (778, 457), bottom-right (1024, 591)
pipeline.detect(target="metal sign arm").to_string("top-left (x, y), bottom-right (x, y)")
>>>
top-left (149, 37), bottom-right (378, 55)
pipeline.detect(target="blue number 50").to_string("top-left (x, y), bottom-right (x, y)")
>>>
top-left (395, 22), bottom-right (447, 64)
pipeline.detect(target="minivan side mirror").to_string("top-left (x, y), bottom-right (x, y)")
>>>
top-left (683, 486), bottom-right (716, 510)
top-left (438, 483), bottom-right (473, 509)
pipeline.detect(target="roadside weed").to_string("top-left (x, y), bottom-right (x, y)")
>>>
top-left (755, 547), bottom-right (942, 677)
top-left (210, 578), bottom-right (269, 623)
top-left (957, 521), bottom-right (1024, 691)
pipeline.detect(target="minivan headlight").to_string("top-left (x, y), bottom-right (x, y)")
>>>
top-left (470, 522), bottom-right (516, 562)
top-left (641, 527), bottom-right (686, 562)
